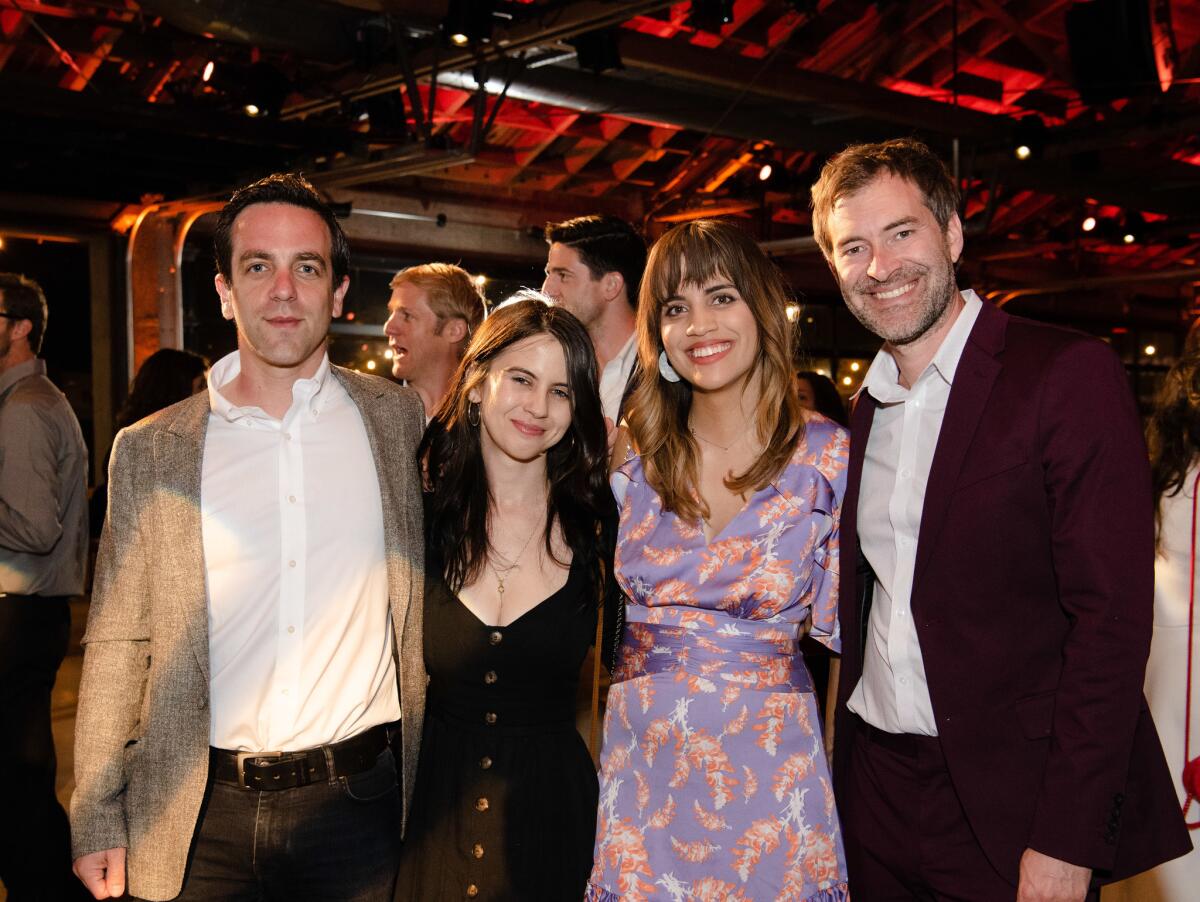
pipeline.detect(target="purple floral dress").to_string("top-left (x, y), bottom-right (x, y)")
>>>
top-left (586, 415), bottom-right (850, 902)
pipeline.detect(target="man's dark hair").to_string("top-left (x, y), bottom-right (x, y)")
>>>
top-left (544, 214), bottom-right (647, 309)
top-left (213, 173), bottom-right (351, 285)
top-left (0, 272), bottom-right (48, 354)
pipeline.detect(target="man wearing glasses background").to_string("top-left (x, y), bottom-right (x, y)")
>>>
top-left (0, 272), bottom-right (90, 899)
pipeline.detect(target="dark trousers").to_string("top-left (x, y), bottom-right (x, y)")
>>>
top-left (842, 716), bottom-right (1100, 902)
top-left (140, 746), bottom-right (404, 902)
top-left (0, 594), bottom-right (85, 901)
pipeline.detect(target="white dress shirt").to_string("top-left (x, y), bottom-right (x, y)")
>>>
top-left (600, 331), bottom-right (638, 424)
top-left (201, 351), bottom-right (400, 752)
top-left (847, 290), bottom-right (983, 735)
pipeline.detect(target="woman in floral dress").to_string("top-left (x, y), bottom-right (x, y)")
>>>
top-left (587, 219), bottom-right (850, 902)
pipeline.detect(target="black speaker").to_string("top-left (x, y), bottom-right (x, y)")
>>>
top-left (1065, 0), bottom-right (1159, 105)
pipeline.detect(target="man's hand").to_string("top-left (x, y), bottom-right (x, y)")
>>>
top-left (1017, 848), bottom-right (1091, 902)
top-left (73, 848), bottom-right (126, 900)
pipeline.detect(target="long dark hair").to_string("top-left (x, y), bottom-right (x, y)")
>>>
top-left (419, 295), bottom-right (615, 598)
top-left (1148, 347), bottom-right (1200, 544)
top-left (117, 348), bottom-right (208, 431)
top-left (796, 370), bottom-right (848, 427)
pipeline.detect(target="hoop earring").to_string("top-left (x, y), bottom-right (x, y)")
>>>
top-left (467, 402), bottom-right (480, 426)
top-left (658, 350), bottom-right (681, 383)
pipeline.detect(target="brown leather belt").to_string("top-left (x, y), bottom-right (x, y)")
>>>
top-left (210, 721), bottom-right (397, 791)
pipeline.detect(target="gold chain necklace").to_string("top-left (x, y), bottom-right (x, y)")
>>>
top-left (487, 520), bottom-right (540, 614)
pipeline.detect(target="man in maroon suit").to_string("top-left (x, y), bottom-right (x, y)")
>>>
top-left (810, 138), bottom-right (1190, 901)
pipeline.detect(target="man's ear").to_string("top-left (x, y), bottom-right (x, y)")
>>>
top-left (946, 212), bottom-right (964, 264)
top-left (7, 316), bottom-right (32, 344)
top-left (215, 273), bottom-right (235, 321)
top-left (331, 275), bottom-right (350, 319)
top-left (442, 317), bottom-right (468, 344)
top-left (602, 271), bottom-right (625, 304)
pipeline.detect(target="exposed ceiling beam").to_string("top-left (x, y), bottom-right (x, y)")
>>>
top-left (280, 0), bottom-right (677, 121)
top-left (614, 30), bottom-right (1007, 141)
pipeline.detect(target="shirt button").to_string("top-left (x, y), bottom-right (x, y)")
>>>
top-left (472, 843), bottom-right (485, 859)
top-left (484, 670), bottom-right (497, 685)
top-left (488, 631), bottom-right (503, 646)
top-left (897, 609), bottom-right (906, 618)
top-left (900, 468), bottom-right (912, 479)
top-left (288, 495), bottom-right (297, 503)
top-left (287, 625), bottom-right (296, 634)
top-left (899, 676), bottom-right (908, 686)
top-left (475, 797), bottom-right (489, 812)
top-left (284, 432), bottom-right (292, 441)
top-left (479, 756), bottom-right (492, 770)
top-left (288, 560), bottom-right (297, 568)
top-left (484, 712), bottom-right (498, 725)
top-left (466, 886), bottom-right (479, 898)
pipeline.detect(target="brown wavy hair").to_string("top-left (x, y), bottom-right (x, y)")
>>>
top-left (625, 219), bottom-right (804, 524)
top-left (1147, 345), bottom-right (1200, 545)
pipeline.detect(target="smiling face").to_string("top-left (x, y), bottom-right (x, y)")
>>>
top-left (214, 202), bottom-right (348, 376)
top-left (659, 269), bottom-right (760, 394)
top-left (469, 333), bottom-right (573, 464)
top-left (826, 172), bottom-right (962, 347)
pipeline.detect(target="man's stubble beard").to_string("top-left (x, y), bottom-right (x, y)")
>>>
top-left (841, 253), bottom-right (958, 348)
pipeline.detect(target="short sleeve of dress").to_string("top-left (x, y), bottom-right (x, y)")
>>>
top-left (801, 416), bottom-right (850, 654)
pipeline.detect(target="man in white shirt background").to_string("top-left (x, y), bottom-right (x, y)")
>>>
top-left (384, 262), bottom-right (485, 419)
top-left (70, 173), bottom-right (427, 901)
top-left (811, 139), bottom-right (1189, 902)
top-left (541, 214), bottom-right (646, 425)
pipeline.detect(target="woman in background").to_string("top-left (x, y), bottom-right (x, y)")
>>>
top-left (395, 295), bottom-right (619, 901)
top-left (1105, 349), bottom-right (1200, 901)
top-left (795, 369), bottom-right (847, 427)
top-left (588, 220), bottom-right (849, 901)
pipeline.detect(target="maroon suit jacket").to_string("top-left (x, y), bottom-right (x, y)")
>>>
top-left (833, 298), bottom-right (1191, 884)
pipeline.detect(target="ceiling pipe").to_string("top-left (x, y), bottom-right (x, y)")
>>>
top-left (281, 0), bottom-right (677, 120)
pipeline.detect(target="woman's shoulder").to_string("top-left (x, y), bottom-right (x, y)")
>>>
top-left (783, 410), bottom-right (850, 489)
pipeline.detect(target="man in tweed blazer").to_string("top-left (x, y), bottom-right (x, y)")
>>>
top-left (71, 174), bottom-right (426, 901)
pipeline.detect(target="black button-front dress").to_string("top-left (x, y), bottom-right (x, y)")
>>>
top-left (394, 558), bottom-right (604, 901)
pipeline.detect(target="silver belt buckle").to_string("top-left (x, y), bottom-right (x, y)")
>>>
top-left (236, 750), bottom-right (283, 787)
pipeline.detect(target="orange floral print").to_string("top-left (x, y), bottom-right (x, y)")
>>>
top-left (588, 419), bottom-right (849, 901)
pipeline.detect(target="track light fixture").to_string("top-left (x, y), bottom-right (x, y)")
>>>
top-left (1012, 115), bottom-right (1047, 162)
top-left (443, 0), bottom-right (495, 47)
top-left (689, 0), bottom-right (735, 31)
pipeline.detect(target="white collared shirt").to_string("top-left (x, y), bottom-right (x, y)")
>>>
top-left (847, 289), bottom-right (983, 736)
top-left (201, 350), bottom-right (400, 752)
top-left (600, 331), bottom-right (638, 424)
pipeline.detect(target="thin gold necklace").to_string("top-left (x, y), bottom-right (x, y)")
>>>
top-left (487, 520), bottom-right (540, 613)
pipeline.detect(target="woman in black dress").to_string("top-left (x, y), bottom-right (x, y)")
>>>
top-left (395, 295), bottom-right (619, 901)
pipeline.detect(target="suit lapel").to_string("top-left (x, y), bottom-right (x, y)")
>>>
top-left (156, 394), bottom-right (212, 680)
top-left (333, 368), bottom-right (410, 651)
top-left (846, 392), bottom-right (877, 661)
top-left (912, 302), bottom-right (1007, 586)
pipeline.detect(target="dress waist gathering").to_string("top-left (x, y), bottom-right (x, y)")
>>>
top-left (615, 612), bottom-right (814, 693)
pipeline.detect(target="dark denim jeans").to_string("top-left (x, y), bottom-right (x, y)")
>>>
top-left (155, 745), bottom-right (403, 902)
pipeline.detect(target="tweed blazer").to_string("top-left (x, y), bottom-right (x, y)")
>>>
top-left (70, 366), bottom-right (426, 902)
